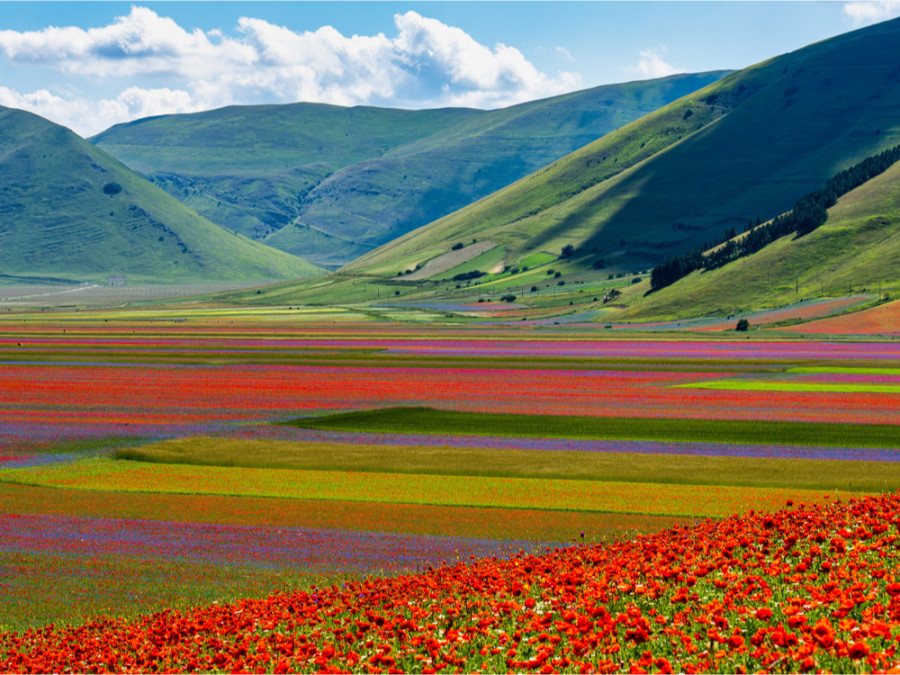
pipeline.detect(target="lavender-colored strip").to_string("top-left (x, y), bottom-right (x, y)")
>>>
top-left (0, 513), bottom-right (546, 574)
top-left (250, 425), bottom-right (900, 462)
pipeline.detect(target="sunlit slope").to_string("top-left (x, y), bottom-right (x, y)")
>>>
top-left (351, 17), bottom-right (900, 278)
top-left (92, 73), bottom-right (726, 267)
top-left (616, 157), bottom-right (900, 321)
top-left (0, 107), bottom-right (321, 283)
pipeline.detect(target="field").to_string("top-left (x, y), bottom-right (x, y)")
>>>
top-left (0, 308), bottom-right (898, 672)
top-left (779, 298), bottom-right (900, 336)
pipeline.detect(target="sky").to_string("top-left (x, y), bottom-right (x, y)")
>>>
top-left (0, 1), bottom-right (899, 137)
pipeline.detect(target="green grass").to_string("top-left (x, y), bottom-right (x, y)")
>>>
top-left (285, 406), bottom-right (900, 449)
top-left (95, 74), bottom-right (726, 268)
top-left (117, 436), bottom-right (900, 493)
top-left (617, 159), bottom-right (900, 321)
top-left (680, 380), bottom-right (900, 394)
top-left (437, 245), bottom-right (508, 279)
top-left (520, 252), bottom-right (558, 268)
top-left (788, 367), bottom-right (900, 375)
top-left (341, 18), bottom-right (900, 312)
top-left (0, 107), bottom-right (321, 283)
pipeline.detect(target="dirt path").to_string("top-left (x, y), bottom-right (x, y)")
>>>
top-left (405, 241), bottom-right (496, 280)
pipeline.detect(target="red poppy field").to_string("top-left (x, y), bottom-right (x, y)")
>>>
top-left (0, 311), bottom-right (898, 672)
top-left (3, 491), bottom-right (900, 674)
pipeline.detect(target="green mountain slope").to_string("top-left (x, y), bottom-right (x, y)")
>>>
top-left (615, 156), bottom-right (900, 321)
top-left (92, 72), bottom-right (727, 267)
top-left (351, 17), bottom-right (900, 283)
top-left (0, 107), bottom-right (321, 283)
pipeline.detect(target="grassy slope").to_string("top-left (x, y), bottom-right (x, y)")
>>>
top-left (617, 157), bottom-right (900, 320)
top-left (351, 17), bottom-right (900, 284)
top-left (93, 73), bottom-right (727, 267)
top-left (0, 107), bottom-right (321, 283)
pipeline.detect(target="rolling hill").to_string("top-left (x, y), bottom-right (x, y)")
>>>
top-left (0, 107), bottom-right (321, 284)
top-left (348, 16), bottom-right (900, 288)
top-left (91, 72), bottom-right (727, 268)
top-left (613, 151), bottom-right (900, 322)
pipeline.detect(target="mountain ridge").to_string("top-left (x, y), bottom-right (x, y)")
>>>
top-left (348, 17), bottom-right (900, 283)
top-left (0, 106), bottom-right (322, 284)
top-left (92, 72), bottom-right (729, 267)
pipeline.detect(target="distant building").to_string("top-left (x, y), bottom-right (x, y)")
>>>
top-left (107, 275), bottom-right (127, 287)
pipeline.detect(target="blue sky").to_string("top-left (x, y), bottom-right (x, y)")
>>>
top-left (0, 1), bottom-right (898, 136)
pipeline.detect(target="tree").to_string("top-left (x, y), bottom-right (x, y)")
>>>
top-left (560, 244), bottom-right (575, 259)
top-left (735, 318), bottom-right (750, 332)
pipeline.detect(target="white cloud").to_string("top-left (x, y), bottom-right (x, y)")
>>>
top-left (0, 7), bottom-right (582, 135)
top-left (842, 1), bottom-right (900, 25)
top-left (628, 46), bottom-right (684, 80)
top-left (555, 46), bottom-right (575, 63)
top-left (0, 86), bottom-right (198, 136)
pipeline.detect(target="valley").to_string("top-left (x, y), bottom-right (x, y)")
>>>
top-left (0, 9), bottom-right (898, 674)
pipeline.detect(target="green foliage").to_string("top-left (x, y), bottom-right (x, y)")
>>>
top-left (620, 158), bottom-right (900, 321)
top-left (736, 318), bottom-right (750, 331)
top-left (650, 144), bottom-right (900, 291)
top-left (452, 270), bottom-right (484, 282)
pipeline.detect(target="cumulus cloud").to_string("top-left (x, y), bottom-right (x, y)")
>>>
top-left (842, 1), bottom-right (900, 25)
top-left (0, 7), bottom-right (581, 135)
top-left (628, 46), bottom-right (684, 80)
top-left (0, 86), bottom-right (199, 136)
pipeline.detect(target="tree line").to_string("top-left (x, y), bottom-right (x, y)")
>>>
top-left (650, 143), bottom-right (900, 292)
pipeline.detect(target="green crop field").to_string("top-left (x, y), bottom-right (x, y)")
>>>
top-left (287, 406), bottom-right (900, 448)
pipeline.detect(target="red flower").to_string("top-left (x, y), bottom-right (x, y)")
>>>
top-left (754, 608), bottom-right (773, 621)
top-left (848, 641), bottom-right (870, 659)
top-left (811, 618), bottom-right (834, 648)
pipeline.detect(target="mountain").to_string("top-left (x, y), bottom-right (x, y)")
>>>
top-left (91, 72), bottom-right (728, 268)
top-left (348, 17), bottom-right (900, 285)
top-left (615, 152), bottom-right (900, 321)
top-left (0, 107), bottom-right (321, 284)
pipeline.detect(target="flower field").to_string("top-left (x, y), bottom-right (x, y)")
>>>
top-left (0, 313), bottom-right (898, 672)
top-left (779, 299), bottom-right (900, 336)
top-left (2, 491), bottom-right (900, 673)
top-left (0, 456), bottom-right (855, 518)
top-left (685, 296), bottom-right (875, 331)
